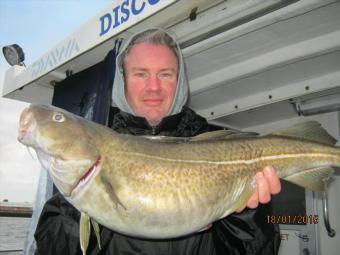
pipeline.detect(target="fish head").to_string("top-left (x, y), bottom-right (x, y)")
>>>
top-left (18, 104), bottom-right (100, 196)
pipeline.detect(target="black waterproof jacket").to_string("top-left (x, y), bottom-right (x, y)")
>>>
top-left (34, 107), bottom-right (281, 255)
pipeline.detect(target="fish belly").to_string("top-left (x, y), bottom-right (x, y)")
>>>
top-left (69, 157), bottom-right (253, 238)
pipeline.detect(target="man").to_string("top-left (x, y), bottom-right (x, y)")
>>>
top-left (35, 28), bottom-right (281, 254)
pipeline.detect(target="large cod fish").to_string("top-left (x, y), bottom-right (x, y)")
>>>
top-left (18, 104), bottom-right (340, 253)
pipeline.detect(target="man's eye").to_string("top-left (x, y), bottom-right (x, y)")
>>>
top-left (135, 72), bottom-right (146, 78)
top-left (159, 73), bottom-right (173, 78)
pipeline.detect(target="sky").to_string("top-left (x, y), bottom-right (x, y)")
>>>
top-left (0, 0), bottom-right (112, 203)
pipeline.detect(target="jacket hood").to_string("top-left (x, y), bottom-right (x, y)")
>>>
top-left (112, 28), bottom-right (189, 118)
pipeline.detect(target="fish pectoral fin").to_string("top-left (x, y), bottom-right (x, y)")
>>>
top-left (101, 173), bottom-right (127, 211)
top-left (91, 218), bottom-right (102, 250)
top-left (80, 212), bottom-right (91, 255)
top-left (285, 167), bottom-right (334, 192)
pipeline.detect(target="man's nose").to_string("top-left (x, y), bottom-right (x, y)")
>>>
top-left (146, 75), bottom-right (161, 91)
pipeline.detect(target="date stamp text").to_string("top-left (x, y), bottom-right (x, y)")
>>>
top-left (267, 215), bottom-right (319, 224)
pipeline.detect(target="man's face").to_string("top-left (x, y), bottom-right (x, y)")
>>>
top-left (124, 43), bottom-right (178, 127)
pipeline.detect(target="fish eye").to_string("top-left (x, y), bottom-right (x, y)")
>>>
top-left (52, 113), bottom-right (65, 122)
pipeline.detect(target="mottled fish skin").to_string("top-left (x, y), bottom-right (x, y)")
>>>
top-left (18, 104), bottom-right (340, 239)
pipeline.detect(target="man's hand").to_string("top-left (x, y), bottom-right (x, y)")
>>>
top-left (237, 166), bottom-right (281, 212)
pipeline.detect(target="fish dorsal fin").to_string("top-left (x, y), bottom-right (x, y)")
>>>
top-left (191, 130), bottom-right (258, 142)
top-left (272, 121), bottom-right (337, 146)
top-left (142, 136), bottom-right (190, 143)
top-left (143, 130), bottom-right (258, 143)
top-left (285, 167), bottom-right (334, 192)
top-left (191, 130), bottom-right (238, 141)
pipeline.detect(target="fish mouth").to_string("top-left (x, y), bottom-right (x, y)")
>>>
top-left (17, 107), bottom-right (36, 145)
top-left (71, 156), bottom-right (101, 197)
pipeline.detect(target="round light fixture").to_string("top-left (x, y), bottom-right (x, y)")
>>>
top-left (2, 44), bottom-right (25, 66)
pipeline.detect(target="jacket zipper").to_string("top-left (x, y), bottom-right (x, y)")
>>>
top-left (151, 127), bottom-right (157, 135)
